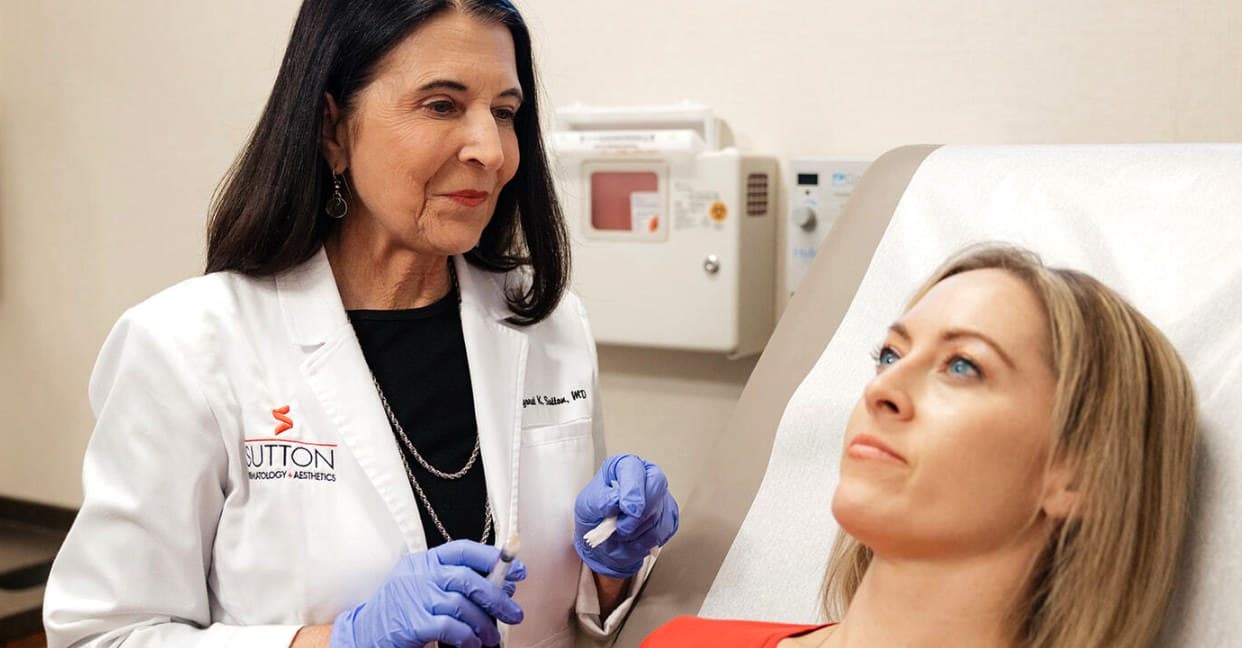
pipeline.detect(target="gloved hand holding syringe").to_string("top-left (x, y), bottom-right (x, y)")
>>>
top-left (487, 533), bottom-right (522, 589)
top-left (330, 539), bottom-right (526, 648)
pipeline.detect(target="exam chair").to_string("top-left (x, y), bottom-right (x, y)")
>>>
top-left (613, 144), bottom-right (1242, 647)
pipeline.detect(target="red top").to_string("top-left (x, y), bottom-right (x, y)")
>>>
top-left (641, 616), bottom-right (835, 648)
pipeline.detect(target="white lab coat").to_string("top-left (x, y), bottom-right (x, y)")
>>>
top-left (44, 249), bottom-right (648, 647)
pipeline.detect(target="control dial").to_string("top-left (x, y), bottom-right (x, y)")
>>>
top-left (792, 205), bottom-right (817, 231)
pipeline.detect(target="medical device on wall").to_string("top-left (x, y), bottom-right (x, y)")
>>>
top-left (551, 103), bottom-right (778, 357)
top-left (785, 158), bottom-right (870, 295)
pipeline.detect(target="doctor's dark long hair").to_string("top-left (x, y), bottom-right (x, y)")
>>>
top-left (206, 0), bottom-right (568, 325)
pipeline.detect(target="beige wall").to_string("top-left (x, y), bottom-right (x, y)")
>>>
top-left (0, 1), bottom-right (303, 506)
top-left (2, 0), bottom-right (1239, 508)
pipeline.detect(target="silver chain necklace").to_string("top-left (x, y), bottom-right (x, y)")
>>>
top-left (374, 377), bottom-right (482, 479)
top-left (368, 260), bottom-right (492, 544)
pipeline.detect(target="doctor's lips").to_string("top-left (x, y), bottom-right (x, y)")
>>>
top-left (847, 434), bottom-right (907, 465)
top-left (441, 189), bottom-right (490, 207)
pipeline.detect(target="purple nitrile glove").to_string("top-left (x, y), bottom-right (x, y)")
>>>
top-left (573, 454), bottom-right (680, 579)
top-left (331, 540), bottom-right (526, 648)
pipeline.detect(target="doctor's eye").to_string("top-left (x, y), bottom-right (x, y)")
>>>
top-left (871, 345), bottom-right (900, 372)
top-left (423, 99), bottom-right (459, 117)
top-left (493, 106), bottom-right (519, 123)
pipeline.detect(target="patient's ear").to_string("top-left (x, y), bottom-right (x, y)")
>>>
top-left (1041, 461), bottom-right (1081, 521)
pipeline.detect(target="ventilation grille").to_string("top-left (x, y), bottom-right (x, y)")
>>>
top-left (746, 173), bottom-right (769, 216)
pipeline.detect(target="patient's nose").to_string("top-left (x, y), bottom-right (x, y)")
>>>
top-left (864, 369), bottom-right (914, 421)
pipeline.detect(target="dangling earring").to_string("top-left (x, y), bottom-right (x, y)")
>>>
top-left (325, 172), bottom-right (348, 220)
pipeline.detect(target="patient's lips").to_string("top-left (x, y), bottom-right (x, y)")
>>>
top-left (847, 434), bottom-right (908, 465)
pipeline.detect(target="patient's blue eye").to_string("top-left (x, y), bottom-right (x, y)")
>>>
top-left (947, 355), bottom-right (980, 378)
top-left (872, 346), bottom-right (900, 369)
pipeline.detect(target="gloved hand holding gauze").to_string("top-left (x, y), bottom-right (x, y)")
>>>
top-left (331, 540), bottom-right (526, 648)
top-left (573, 454), bottom-right (680, 579)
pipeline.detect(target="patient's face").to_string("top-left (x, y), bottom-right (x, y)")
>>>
top-left (832, 268), bottom-right (1058, 560)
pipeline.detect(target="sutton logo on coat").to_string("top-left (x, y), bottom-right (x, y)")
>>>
top-left (246, 404), bottom-right (338, 484)
top-left (272, 405), bottom-right (294, 435)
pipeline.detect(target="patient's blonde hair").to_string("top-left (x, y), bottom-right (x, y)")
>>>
top-left (821, 243), bottom-right (1198, 648)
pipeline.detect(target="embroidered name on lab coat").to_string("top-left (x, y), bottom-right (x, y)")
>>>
top-left (523, 388), bottom-right (588, 409)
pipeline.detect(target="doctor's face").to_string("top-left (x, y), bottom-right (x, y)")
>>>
top-left (328, 10), bottom-right (522, 257)
top-left (831, 269), bottom-right (1061, 561)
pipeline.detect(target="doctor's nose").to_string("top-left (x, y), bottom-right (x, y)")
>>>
top-left (459, 110), bottom-right (506, 171)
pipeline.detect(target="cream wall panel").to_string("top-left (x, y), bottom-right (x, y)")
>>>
top-left (0, 1), bottom-right (301, 505)
top-left (1, 0), bottom-right (1239, 507)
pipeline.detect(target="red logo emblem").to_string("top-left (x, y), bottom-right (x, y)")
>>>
top-left (272, 405), bottom-right (293, 435)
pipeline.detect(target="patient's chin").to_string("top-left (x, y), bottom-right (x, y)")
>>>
top-left (831, 477), bottom-right (903, 548)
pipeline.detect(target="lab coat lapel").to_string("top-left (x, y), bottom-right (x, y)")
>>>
top-left (455, 256), bottom-right (527, 546)
top-left (275, 248), bottom-right (427, 551)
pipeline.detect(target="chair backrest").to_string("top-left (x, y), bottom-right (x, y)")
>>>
top-left (614, 145), bottom-right (939, 646)
top-left (620, 144), bottom-right (1242, 647)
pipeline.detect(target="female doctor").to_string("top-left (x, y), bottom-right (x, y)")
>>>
top-left (43, 1), bottom-right (678, 647)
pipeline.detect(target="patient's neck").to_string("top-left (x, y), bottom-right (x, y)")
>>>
top-left (816, 541), bottom-right (1044, 648)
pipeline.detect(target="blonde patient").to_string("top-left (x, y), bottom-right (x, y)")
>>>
top-left (643, 244), bottom-right (1198, 648)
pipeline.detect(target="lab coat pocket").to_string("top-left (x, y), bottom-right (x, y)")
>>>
top-left (520, 416), bottom-right (592, 447)
top-left (514, 418), bottom-right (594, 645)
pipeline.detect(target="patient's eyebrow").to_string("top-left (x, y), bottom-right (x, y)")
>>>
top-left (943, 328), bottom-right (1016, 369)
top-left (888, 323), bottom-right (1017, 369)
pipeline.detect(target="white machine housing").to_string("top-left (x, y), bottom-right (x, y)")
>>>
top-left (550, 103), bottom-right (778, 357)
top-left (785, 158), bottom-right (871, 295)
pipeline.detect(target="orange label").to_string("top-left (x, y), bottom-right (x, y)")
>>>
top-left (272, 405), bottom-right (293, 435)
top-left (710, 202), bottom-right (728, 222)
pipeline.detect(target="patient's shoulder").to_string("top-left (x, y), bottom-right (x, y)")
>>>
top-left (641, 616), bottom-right (829, 647)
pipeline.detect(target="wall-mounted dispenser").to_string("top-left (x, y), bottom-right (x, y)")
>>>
top-left (551, 103), bottom-right (777, 357)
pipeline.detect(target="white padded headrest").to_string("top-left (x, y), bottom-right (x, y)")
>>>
top-left (701, 145), bottom-right (1242, 646)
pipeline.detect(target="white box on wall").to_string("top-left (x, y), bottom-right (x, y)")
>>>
top-left (785, 158), bottom-right (871, 295)
top-left (551, 103), bottom-right (778, 358)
